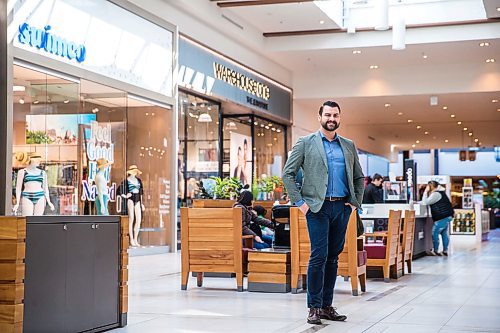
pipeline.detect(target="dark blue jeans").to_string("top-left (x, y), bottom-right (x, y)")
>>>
top-left (306, 200), bottom-right (351, 308)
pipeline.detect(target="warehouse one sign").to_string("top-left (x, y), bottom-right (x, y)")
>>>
top-left (81, 121), bottom-right (117, 202)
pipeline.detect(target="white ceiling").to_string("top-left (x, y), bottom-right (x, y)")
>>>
top-left (209, 0), bottom-right (500, 152)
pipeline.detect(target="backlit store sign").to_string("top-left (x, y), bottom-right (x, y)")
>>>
top-left (213, 62), bottom-right (270, 101)
top-left (18, 23), bottom-right (86, 63)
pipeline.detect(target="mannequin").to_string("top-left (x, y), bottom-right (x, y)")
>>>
top-left (13, 153), bottom-right (55, 216)
top-left (119, 165), bottom-right (145, 247)
top-left (95, 158), bottom-right (111, 215)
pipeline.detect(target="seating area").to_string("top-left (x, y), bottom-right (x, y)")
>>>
top-left (180, 206), bottom-right (416, 293)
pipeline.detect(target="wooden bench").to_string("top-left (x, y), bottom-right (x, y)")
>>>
top-left (402, 210), bottom-right (416, 275)
top-left (180, 207), bottom-right (245, 291)
top-left (289, 208), bottom-right (366, 295)
top-left (192, 199), bottom-right (236, 208)
top-left (364, 210), bottom-right (402, 282)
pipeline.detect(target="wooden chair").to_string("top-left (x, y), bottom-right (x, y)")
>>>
top-left (364, 210), bottom-right (402, 282)
top-left (402, 210), bottom-right (416, 275)
top-left (180, 207), bottom-right (244, 291)
top-left (289, 208), bottom-right (366, 295)
top-left (192, 199), bottom-right (235, 208)
top-left (337, 211), bottom-right (367, 296)
top-left (289, 207), bottom-right (309, 294)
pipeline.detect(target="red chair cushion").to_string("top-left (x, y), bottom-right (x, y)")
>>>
top-left (365, 243), bottom-right (387, 259)
top-left (357, 250), bottom-right (367, 266)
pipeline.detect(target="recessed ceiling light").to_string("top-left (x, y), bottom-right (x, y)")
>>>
top-left (33, 100), bottom-right (39, 104)
top-left (442, 106), bottom-right (448, 110)
top-left (479, 42), bottom-right (490, 47)
top-left (412, 144), bottom-right (416, 148)
top-left (13, 85), bottom-right (25, 92)
top-left (19, 98), bottom-right (25, 104)
top-left (352, 50), bottom-right (362, 54)
top-left (416, 140), bottom-right (420, 144)
top-left (397, 112), bottom-right (403, 116)
top-left (369, 65), bottom-right (379, 69)
top-left (497, 108), bottom-right (500, 112)
top-left (497, 7), bottom-right (500, 12)
top-left (424, 131), bottom-right (429, 135)
top-left (493, 99), bottom-right (499, 103)
top-left (463, 127), bottom-right (468, 131)
top-left (474, 138), bottom-right (479, 142)
top-left (422, 53), bottom-right (428, 59)
top-left (479, 142), bottom-right (482, 145)
top-left (450, 114), bottom-right (455, 118)
top-left (486, 59), bottom-right (495, 63)
top-left (319, 20), bottom-right (325, 24)
top-left (407, 119), bottom-right (413, 123)
top-left (444, 139), bottom-right (449, 143)
top-left (416, 125), bottom-right (422, 129)
top-left (384, 103), bottom-right (391, 107)
top-left (468, 132), bottom-right (473, 136)
top-left (457, 121), bottom-right (462, 125)
top-left (63, 99), bottom-right (69, 104)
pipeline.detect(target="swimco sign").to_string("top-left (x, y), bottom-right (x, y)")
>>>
top-left (18, 23), bottom-right (86, 63)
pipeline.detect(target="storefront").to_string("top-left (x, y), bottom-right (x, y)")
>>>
top-left (2, 0), bottom-right (178, 251)
top-left (178, 36), bottom-right (293, 204)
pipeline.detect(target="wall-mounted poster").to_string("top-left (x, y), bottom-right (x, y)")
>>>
top-left (26, 114), bottom-right (96, 144)
top-left (230, 132), bottom-right (252, 186)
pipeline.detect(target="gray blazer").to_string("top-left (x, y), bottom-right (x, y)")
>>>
top-left (283, 131), bottom-right (365, 213)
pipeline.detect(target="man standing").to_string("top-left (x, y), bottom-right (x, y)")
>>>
top-left (283, 101), bottom-right (364, 325)
top-left (363, 173), bottom-right (384, 204)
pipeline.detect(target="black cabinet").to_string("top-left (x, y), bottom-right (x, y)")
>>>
top-left (24, 216), bottom-right (121, 333)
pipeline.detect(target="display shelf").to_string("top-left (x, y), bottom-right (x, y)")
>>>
top-left (450, 209), bottom-right (476, 235)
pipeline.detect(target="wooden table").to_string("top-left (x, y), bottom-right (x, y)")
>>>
top-left (247, 249), bottom-right (291, 293)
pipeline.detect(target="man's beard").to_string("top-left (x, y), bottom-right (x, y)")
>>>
top-left (321, 120), bottom-right (339, 132)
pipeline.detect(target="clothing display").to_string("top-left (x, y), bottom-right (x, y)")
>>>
top-left (96, 193), bottom-right (109, 215)
top-left (21, 191), bottom-right (44, 204)
top-left (117, 177), bottom-right (144, 214)
top-left (23, 170), bottom-right (44, 184)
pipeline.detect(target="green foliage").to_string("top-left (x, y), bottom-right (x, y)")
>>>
top-left (483, 189), bottom-right (500, 209)
top-left (210, 176), bottom-right (243, 199)
top-left (26, 130), bottom-right (52, 144)
top-left (257, 175), bottom-right (283, 194)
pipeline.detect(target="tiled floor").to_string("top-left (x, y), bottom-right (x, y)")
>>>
top-left (112, 230), bottom-right (500, 333)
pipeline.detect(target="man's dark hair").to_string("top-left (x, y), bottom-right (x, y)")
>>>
top-left (319, 100), bottom-right (341, 116)
top-left (372, 173), bottom-right (384, 181)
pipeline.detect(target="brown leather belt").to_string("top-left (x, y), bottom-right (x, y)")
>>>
top-left (324, 196), bottom-right (347, 202)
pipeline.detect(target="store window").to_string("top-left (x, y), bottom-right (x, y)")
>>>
top-left (222, 116), bottom-right (253, 185)
top-left (253, 117), bottom-right (286, 180)
top-left (12, 64), bottom-right (173, 247)
top-left (178, 92), bottom-right (220, 204)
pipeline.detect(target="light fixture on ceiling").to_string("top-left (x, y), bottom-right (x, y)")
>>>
top-left (416, 125), bottom-right (421, 129)
top-left (92, 107), bottom-right (99, 113)
top-left (442, 106), bottom-right (448, 110)
top-left (276, 129), bottom-right (281, 133)
top-left (64, 99), bottom-right (69, 104)
top-left (422, 53), bottom-right (428, 59)
top-left (450, 114), bottom-right (455, 118)
top-left (492, 99), bottom-right (498, 103)
top-left (225, 121), bottom-right (237, 130)
top-left (319, 20), bottom-right (325, 25)
top-left (352, 50), bottom-right (361, 54)
top-left (424, 131), bottom-right (429, 135)
top-left (397, 112), bottom-right (403, 116)
top-left (33, 100), bottom-right (39, 104)
top-left (407, 119), bottom-right (413, 123)
top-left (486, 59), bottom-right (495, 63)
top-left (374, 0), bottom-right (389, 30)
top-left (463, 127), bottom-right (468, 131)
top-left (369, 65), bottom-right (379, 69)
top-left (19, 98), bottom-right (25, 104)
top-left (468, 132), bottom-right (473, 137)
top-left (444, 139), bottom-right (449, 143)
top-left (416, 140), bottom-right (420, 144)
top-left (13, 85), bottom-right (25, 92)
top-left (497, 7), bottom-right (500, 11)
top-left (479, 42), bottom-right (490, 47)
top-left (474, 138), bottom-right (479, 143)
top-left (497, 108), bottom-right (500, 112)
top-left (384, 103), bottom-right (391, 107)
top-left (457, 121), bottom-right (462, 125)
top-left (392, 12), bottom-right (406, 50)
top-left (198, 112), bottom-right (212, 123)
top-left (412, 144), bottom-right (416, 148)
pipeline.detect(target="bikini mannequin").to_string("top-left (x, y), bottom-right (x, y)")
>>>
top-left (95, 158), bottom-right (112, 215)
top-left (13, 153), bottom-right (55, 216)
top-left (119, 165), bottom-right (145, 247)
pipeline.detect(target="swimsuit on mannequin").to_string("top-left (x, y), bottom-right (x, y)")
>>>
top-left (95, 158), bottom-right (112, 215)
top-left (13, 153), bottom-right (55, 216)
top-left (119, 165), bottom-right (145, 247)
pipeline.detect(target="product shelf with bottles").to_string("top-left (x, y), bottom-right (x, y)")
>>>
top-left (451, 209), bottom-right (476, 235)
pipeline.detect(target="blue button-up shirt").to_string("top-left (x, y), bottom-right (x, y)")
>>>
top-left (295, 132), bottom-right (349, 207)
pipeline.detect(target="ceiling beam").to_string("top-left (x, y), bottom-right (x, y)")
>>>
top-left (263, 18), bottom-right (500, 37)
top-left (217, 0), bottom-right (313, 8)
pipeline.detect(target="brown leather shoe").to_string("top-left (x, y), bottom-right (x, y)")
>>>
top-left (307, 308), bottom-right (322, 325)
top-left (320, 306), bottom-right (347, 321)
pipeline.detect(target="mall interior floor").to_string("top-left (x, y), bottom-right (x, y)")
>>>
top-left (111, 230), bottom-right (500, 333)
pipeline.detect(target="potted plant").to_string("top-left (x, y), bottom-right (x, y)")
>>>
top-left (257, 175), bottom-right (284, 200)
top-left (210, 176), bottom-right (243, 200)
